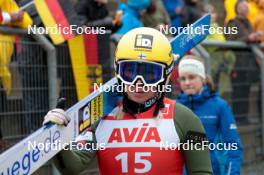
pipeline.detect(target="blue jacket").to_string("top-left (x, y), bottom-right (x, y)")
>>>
top-left (177, 86), bottom-right (243, 175)
top-left (162, 0), bottom-right (183, 29)
top-left (116, 0), bottom-right (150, 35)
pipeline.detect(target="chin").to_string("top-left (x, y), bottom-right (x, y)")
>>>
top-left (130, 96), bottom-right (146, 104)
top-left (184, 90), bottom-right (196, 95)
top-left (128, 93), bottom-right (148, 104)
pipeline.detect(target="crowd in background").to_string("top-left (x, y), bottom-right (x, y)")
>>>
top-left (1, 0), bottom-right (264, 172)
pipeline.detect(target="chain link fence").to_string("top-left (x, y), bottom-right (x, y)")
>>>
top-left (0, 30), bottom-right (113, 174)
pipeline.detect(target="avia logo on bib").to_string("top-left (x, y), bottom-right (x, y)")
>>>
top-left (108, 123), bottom-right (161, 143)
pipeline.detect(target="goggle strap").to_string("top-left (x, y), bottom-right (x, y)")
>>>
top-left (165, 61), bottom-right (174, 75)
top-left (114, 61), bottom-right (119, 73)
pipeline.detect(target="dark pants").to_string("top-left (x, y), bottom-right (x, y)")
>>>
top-left (0, 85), bottom-right (7, 139)
top-left (231, 50), bottom-right (260, 124)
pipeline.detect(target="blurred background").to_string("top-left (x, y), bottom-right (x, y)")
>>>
top-left (1, 0), bottom-right (264, 174)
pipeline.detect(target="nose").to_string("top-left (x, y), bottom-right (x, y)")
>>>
top-left (134, 78), bottom-right (144, 86)
top-left (184, 78), bottom-right (190, 85)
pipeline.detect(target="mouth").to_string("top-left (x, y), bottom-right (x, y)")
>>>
top-left (185, 86), bottom-right (193, 89)
top-left (185, 87), bottom-right (194, 91)
top-left (134, 91), bottom-right (144, 94)
top-left (132, 91), bottom-right (145, 98)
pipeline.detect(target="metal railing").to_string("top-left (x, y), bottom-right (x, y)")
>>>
top-left (0, 26), bottom-right (113, 174)
top-left (197, 41), bottom-right (264, 166)
top-left (0, 26), bottom-right (58, 109)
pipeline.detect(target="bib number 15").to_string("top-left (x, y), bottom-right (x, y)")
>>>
top-left (115, 152), bottom-right (152, 173)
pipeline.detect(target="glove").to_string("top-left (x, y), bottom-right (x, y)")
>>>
top-left (112, 10), bottom-right (122, 26)
top-left (43, 108), bottom-right (71, 126)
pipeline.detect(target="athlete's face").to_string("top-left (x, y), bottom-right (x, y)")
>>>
top-left (125, 79), bottom-right (157, 104)
top-left (179, 72), bottom-right (204, 95)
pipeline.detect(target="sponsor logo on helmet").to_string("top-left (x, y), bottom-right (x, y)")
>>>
top-left (135, 34), bottom-right (153, 49)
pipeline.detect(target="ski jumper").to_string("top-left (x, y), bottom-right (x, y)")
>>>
top-left (53, 98), bottom-right (212, 174)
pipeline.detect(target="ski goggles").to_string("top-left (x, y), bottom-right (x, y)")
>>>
top-left (116, 60), bottom-right (166, 86)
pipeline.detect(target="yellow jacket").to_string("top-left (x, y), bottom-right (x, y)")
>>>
top-left (253, 0), bottom-right (264, 42)
top-left (0, 0), bottom-right (32, 95)
top-left (224, 0), bottom-right (236, 24)
top-left (225, 0), bottom-right (258, 26)
top-left (248, 0), bottom-right (259, 26)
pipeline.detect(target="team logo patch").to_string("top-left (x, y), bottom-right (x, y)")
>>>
top-left (229, 123), bottom-right (237, 129)
top-left (135, 34), bottom-right (153, 49)
top-left (185, 131), bottom-right (207, 144)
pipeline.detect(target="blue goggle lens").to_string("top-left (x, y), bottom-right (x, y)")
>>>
top-left (119, 61), bottom-right (163, 84)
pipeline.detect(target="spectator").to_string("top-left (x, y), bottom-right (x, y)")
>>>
top-left (253, 0), bottom-right (264, 42)
top-left (75, 0), bottom-right (108, 25)
top-left (224, 0), bottom-right (259, 25)
top-left (162, 0), bottom-right (183, 32)
top-left (74, 0), bottom-right (120, 81)
top-left (204, 4), bottom-right (236, 96)
top-left (181, 0), bottom-right (203, 27)
top-left (0, 0), bottom-right (32, 145)
top-left (0, 8), bottom-right (22, 25)
top-left (177, 55), bottom-right (243, 175)
top-left (0, 0), bottom-right (31, 97)
top-left (74, 0), bottom-right (123, 115)
top-left (224, 0), bottom-right (236, 24)
top-left (74, 0), bottom-right (121, 32)
top-left (14, 0), bottom-right (50, 134)
top-left (248, 0), bottom-right (259, 26)
top-left (226, 0), bottom-right (260, 42)
top-left (115, 0), bottom-right (150, 34)
top-left (225, 0), bottom-right (261, 124)
top-left (141, 0), bottom-right (170, 30)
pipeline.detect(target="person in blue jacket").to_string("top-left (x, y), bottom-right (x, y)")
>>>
top-left (115, 0), bottom-right (150, 34)
top-left (176, 55), bottom-right (243, 175)
top-left (162, 0), bottom-right (183, 33)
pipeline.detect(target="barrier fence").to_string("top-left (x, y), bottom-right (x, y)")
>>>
top-left (0, 27), bottom-right (264, 174)
top-left (199, 41), bottom-right (264, 170)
